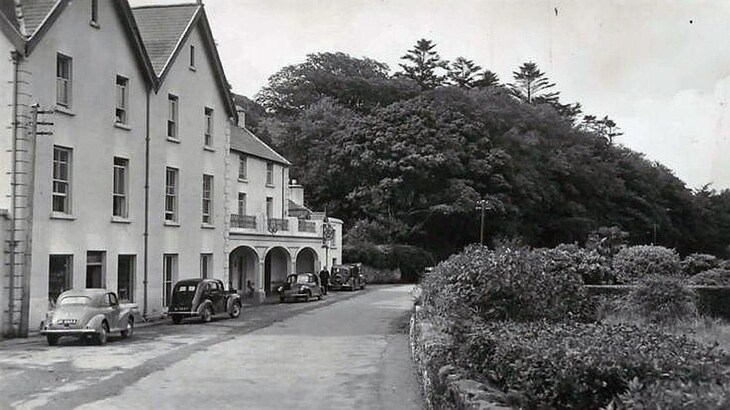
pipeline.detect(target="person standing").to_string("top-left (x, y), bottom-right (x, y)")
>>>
top-left (319, 268), bottom-right (330, 295)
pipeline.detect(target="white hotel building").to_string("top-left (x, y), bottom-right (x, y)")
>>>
top-left (0, 0), bottom-right (342, 337)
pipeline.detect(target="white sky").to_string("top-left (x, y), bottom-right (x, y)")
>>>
top-left (132, 0), bottom-right (730, 190)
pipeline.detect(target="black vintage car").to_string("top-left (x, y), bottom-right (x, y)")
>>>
top-left (168, 278), bottom-right (242, 324)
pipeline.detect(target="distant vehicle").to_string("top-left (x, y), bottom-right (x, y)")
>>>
top-left (278, 273), bottom-right (323, 302)
top-left (41, 289), bottom-right (141, 346)
top-left (168, 278), bottom-right (242, 324)
top-left (330, 263), bottom-right (366, 291)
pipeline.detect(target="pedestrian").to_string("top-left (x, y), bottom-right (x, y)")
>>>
top-left (246, 280), bottom-right (255, 298)
top-left (319, 268), bottom-right (330, 295)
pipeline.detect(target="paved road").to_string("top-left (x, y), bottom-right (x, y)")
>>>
top-left (0, 285), bottom-right (422, 410)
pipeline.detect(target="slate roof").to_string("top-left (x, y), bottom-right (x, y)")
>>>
top-left (131, 4), bottom-right (199, 76)
top-left (230, 125), bottom-right (291, 166)
top-left (0, 0), bottom-right (58, 37)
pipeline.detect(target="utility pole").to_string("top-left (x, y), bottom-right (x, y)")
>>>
top-left (476, 199), bottom-right (491, 246)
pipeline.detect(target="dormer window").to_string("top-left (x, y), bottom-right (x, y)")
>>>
top-left (189, 45), bottom-right (195, 69)
top-left (90, 0), bottom-right (99, 27)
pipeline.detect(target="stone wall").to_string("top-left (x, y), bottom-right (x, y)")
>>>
top-left (409, 304), bottom-right (511, 410)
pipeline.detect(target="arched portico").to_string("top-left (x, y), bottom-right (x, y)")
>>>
top-left (264, 247), bottom-right (291, 295)
top-left (229, 246), bottom-right (259, 297)
top-left (295, 247), bottom-right (319, 274)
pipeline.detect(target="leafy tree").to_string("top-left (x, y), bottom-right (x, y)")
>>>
top-left (447, 57), bottom-right (482, 88)
top-left (509, 61), bottom-right (559, 104)
top-left (398, 38), bottom-right (448, 89)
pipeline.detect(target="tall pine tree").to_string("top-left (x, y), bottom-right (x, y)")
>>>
top-left (509, 62), bottom-right (559, 104)
top-left (398, 39), bottom-right (448, 89)
top-left (447, 57), bottom-right (482, 88)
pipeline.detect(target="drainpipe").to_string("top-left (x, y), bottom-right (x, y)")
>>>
top-left (7, 50), bottom-right (20, 336)
top-left (143, 86), bottom-right (150, 318)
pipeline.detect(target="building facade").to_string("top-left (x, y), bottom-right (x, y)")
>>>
top-left (0, 0), bottom-right (342, 337)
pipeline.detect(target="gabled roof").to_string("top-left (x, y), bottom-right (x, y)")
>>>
top-left (0, 0), bottom-right (66, 52)
top-left (131, 4), bottom-right (198, 76)
top-left (131, 3), bottom-right (237, 120)
top-left (231, 125), bottom-right (291, 166)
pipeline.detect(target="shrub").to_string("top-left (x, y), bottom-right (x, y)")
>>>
top-left (613, 245), bottom-right (681, 283)
top-left (682, 253), bottom-right (719, 276)
top-left (549, 243), bottom-right (614, 284)
top-left (421, 244), bottom-right (593, 323)
top-left (690, 268), bottom-right (730, 287)
top-left (342, 242), bottom-right (433, 283)
top-left (625, 275), bottom-right (697, 324)
top-left (614, 378), bottom-right (730, 410)
top-left (458, 320), bottom-right (730, 409)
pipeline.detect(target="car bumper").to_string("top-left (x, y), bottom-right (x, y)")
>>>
top-left (41, 328), bottom-right (98, 336)
top-left (168, 311), bottom-right (199, 317)
top-left (280, 292), bottom-right (309, 301)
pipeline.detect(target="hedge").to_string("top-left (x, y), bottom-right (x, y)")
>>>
top-left (586, 285), bottom-right (730, 321)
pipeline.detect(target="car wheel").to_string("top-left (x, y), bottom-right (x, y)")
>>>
top-left (172, 315), bottom-right (183, 325)
top-left (201, 305), bottom-right (213, 323)
top-left (46, 335), bottom-right (59, 346)
top-left (229, 302), bottom-right (241, 319)
top-left (121, 318), bottom-right (134, 339)
top-left (306, 290), bottom-right (312, 302)
top-left (97, 322), bottom-right (109, 346)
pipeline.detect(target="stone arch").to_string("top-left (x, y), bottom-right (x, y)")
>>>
top-left (295, 247), bottom-right (319, 274)
top-left (229, 246), bottom-right (260, 296)
top-left (264, 246), bottom-right (291, 295)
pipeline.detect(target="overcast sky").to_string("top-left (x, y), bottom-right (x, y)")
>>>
top-left (132, 0), bottom-right (730, 190)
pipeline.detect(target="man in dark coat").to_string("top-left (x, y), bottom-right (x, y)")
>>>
top-left (319, 268), bottom-right (330, 295)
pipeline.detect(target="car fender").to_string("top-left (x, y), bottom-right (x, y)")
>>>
top-left (226, 295), bottom-right (241, 312)
top-left (86, 314), bottom-right (108, 331)
top-left (197, 300), bottom-right (213, 315)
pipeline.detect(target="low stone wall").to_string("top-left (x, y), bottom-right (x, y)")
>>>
top-left (409, 305), bottom-right (511, 409)
top-left (362, 264), bottom-right (401, 284)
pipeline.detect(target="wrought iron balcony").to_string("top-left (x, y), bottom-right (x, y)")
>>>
top-left (267, 218), bottom-right (289, 232)
top-left (230, 214), bottom-right (256, 229)
top-left (298, 219), bottom-right (316, 233)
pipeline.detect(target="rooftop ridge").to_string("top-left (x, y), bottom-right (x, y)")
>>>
top-left (131, 3), bottom-right (199, 11)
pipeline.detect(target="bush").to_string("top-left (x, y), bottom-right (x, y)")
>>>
top-left (549, 243), bottom-right (614, 284)
top-left (682, 253), bottom-right (719, 276)
top-left (342, 242), bottom-right (433, 283)
top-left (614, 378), bottom-right (730, 409)
top-left (421, 244), bottom-right (594, 323)
top-left (625, 275), bottom-right (697, 324)
top-left (613, 245), bottom-right (681, 283)
top-left (458, 320), bottom-right (730, 409)
top-left (690, 268), bottom-right (730, 286)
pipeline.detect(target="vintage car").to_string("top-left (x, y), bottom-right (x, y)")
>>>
top-left (41, 289), bottom-right (141, 346)
top-left (277, 273), bottom-right (323, 302)
top-left (330, 263), bottom-right (366, 291)
top-left (168, 278), bottom-right (242, 324)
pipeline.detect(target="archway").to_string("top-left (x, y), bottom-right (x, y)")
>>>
top-left (229, 246), bottom-right (259, 298)
top-left (295, 247), bottom-right (319, 274)
top-left (264, 247), bottom-right (291, 295)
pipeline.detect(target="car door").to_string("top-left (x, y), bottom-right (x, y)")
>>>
top-left (100, 293), bottom-right (117, 330)
top-left (209, 281), bottom-right (226, 313)
top-left (108, 292), bottom-right (121, 330)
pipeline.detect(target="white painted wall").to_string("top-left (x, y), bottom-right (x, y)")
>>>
top-left (0, 33), bottom-right (16, 211)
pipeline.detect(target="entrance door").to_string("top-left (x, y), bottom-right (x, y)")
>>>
top-left (117, 255), bottom-right (135, 302)
top-left (86, 251), bottom-right (105, 288)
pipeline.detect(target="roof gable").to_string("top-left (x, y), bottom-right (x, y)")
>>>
top-left (231, 125), bottom-right (291, 166)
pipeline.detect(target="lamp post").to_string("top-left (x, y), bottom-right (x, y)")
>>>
top-left (322, 217), bottom-right (335, 270)
top-left (476, 199), bottom-right (491, 246)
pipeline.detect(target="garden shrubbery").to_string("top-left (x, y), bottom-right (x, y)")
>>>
top-left (682, 253), bottom-right (720, 276)
top-left (613, 245), bottom-right (681, 283)
top-left (625, 275), bottom-right (697, 324)
top-left (456, 320), bottom-right (730, 409)
top-left (691, 268), bottom-right (730, 286)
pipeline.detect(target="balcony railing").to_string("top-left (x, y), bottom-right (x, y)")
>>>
top-left (298, 219), bottom-right (316, 233)
top-left (267, 218), bottom-right (289, 232)
top-left (230, 214), bottom-right (256, 229)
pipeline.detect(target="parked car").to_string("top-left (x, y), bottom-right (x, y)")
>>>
top-left (168, 278), bottom-right (242, 324)
top-left (330, 263), bottom-right (366, 291)
top-left (41, 289), bottom-right (141, 346)
top-left (278, 273), bottom-right (323, 302)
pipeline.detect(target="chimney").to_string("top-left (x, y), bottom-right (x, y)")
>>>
top-left (236, 107), bottom-right (246, 128)
top-left (289, 179), bottom-right (304, 205)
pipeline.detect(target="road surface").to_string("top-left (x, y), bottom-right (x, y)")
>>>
top-left (0, 285), bottom-right (423, 410)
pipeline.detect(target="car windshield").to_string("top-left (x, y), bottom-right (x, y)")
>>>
top-left (288, 275), bottom-right (310, 284)
top-left (58, 296), bottom-right (91, 306)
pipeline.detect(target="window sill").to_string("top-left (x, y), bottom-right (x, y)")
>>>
top-left (164, 220), bottom-right (180, 227)
top-left (89, 21), bottom-right (100, 29)
top-left (114, 122), bottom-right (131, 131)
top-left (51, 212), bottom-right (75, 220)
top-left (111, 216), bottom-right (131, 224)
top-left (265, 183), bottom-right (275, 188)
top-left (189, 66), bottom-right (197, 72)
top-left (203, 146), bottom-right (215, 152)
top-left (166, 137), bottom-right (181, 144)
top-left (201, 223), bottom-right (215, 230)
top-left (55, 106), bottom-right (75, 116)
top-left (238, 178), bottom-right (248, 183)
